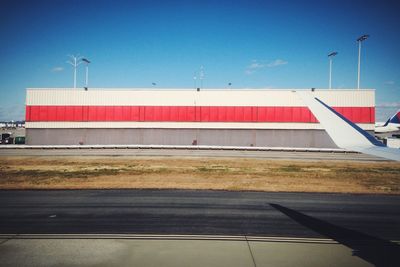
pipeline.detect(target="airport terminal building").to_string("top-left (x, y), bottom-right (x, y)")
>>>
top-left (25, 88), bottom-right (375, 148)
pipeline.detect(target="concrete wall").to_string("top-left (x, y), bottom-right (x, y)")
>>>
top-left (26, 128), bottom-right (339, 148)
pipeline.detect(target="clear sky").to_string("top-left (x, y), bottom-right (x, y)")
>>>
top-left (1, 0), bottom-right (399, 121)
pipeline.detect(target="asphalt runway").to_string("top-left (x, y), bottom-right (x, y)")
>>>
top-left (0, 190), bottom-right (399, 239)
top-left (1, 190), bottom-right (400, 267)
top-left (0, 148), bottom-right (387, 161)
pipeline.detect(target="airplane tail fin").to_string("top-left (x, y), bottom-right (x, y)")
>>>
top-left (382, 110), bottom-right (400, 126)
top-left (389, 109), bottom-right (400, 124)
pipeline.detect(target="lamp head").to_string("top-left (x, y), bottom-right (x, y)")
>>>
top-left (357, 34), bottom-right (369, 42)
top-left (328, 52), bottom-right (338, 57)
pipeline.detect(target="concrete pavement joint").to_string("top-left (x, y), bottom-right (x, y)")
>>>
top-left (245, 235), bottom-right (258, 267)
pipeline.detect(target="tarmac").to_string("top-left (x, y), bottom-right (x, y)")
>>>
top-left (0, 147), bottom-right (387, 161)
top-left (1, 190), bottom-right (399, 266)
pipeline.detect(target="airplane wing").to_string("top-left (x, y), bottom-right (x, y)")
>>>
top-left (297, 91), bottom-right (400, 161)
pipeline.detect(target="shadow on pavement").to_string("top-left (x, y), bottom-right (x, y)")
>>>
top-left (270, 203), bottom-right (400, 267)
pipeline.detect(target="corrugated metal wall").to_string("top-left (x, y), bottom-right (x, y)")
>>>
top-left (26, 128), bottom-right (339, 148)
top-left (26, 88), bottom-right (375, 107)
top-left (25, 106), bottom-right (375, 123)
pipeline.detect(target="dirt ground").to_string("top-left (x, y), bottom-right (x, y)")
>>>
top-left (0, 156), bottom-right (399, 194)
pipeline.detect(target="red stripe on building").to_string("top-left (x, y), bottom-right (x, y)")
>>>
top-left (25, 106), bottom-right (375, 123)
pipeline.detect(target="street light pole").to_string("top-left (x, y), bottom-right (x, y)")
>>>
top-left (357, 34), bottom-right (369, 90)
top-left (328, 52), bottom-right (338, 89)
top-left (82, 58), bottom-right (91, 89)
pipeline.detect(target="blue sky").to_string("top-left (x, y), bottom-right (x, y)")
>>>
top-left (1, 0), bottom-right (399, 121)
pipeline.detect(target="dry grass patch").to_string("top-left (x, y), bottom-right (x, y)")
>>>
top-left (0, 156), bottom-right (399, 194)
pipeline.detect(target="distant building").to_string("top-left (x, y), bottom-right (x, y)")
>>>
top-left (25, 88), bottom-right (375, 148)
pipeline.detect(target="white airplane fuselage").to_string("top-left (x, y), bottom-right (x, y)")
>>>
top-left (375, 123), bottom-right (400, 133)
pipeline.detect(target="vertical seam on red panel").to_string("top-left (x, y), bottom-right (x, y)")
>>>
top-left (26, 106), bottom-right (30, 121)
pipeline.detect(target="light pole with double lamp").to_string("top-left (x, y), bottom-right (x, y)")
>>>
top-left (82, 58), bottom-right (91, 90)
top-left (357, 34), bottom-right (369, 89)
top-left (328, 51), bottom-right (338, 89)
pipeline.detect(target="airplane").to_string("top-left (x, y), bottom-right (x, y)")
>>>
top-left (375, 110), bottom-right (400, 133)
top-left (296, 90), bottom-right (400, 161)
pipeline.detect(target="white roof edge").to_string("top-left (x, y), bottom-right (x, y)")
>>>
top-left (26, 88), bottom-right (376, 92)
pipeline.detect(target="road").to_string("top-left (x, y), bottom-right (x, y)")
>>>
top-left (1, 190), bottom-right (400, 267)
top-left (0, 190), bottom-right (399, 239)
top-left (0, 148), bottom-right (387, 161)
